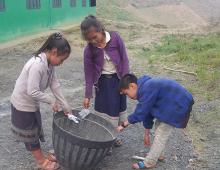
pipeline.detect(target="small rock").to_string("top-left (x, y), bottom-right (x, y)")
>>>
top-left (200, 138), bottom-right (205, 142)
top-left (173, 154), bottom-right (178, 161)
top-left (196, 156), bottom-right (204, 162)
top-left (189, 158), bottom-right (194, 163)
top-left (192, 152), bottom-right (199, 158)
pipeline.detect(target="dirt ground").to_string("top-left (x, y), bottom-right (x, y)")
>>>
top-left (0, 35), bottom-right (196, 170)
top-left (0, 0), bottom-right (220, 169)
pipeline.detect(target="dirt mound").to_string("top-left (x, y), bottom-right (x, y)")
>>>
top-left (115, 0), bottom-right (220, 31)
top-left (128, 0), bottom-right (182, 8)
top-left (124, 3), bottom-right (208, 29)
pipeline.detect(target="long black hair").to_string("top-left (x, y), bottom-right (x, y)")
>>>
top-left (34, 32), bottom-right (71, 56)
top-left (80, 15), bottom-right (105, 40)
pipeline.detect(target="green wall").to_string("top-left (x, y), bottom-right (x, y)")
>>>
top-left (0, 0), bottom-right (96, 42)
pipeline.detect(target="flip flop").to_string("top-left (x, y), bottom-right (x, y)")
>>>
top-left (46, 154), bottom-right (57, 162)
top-left (132, 161), bottom-right (146, 169)
top-left (46, 150), bottom-right (57, 162)
top-left (132, 161), bottom-right (156, 169)
top-left (37, 158), bottom-right (60, 170)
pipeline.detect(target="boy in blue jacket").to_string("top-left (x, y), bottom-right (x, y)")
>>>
top-left (117, 74), bottom-right (194, 169)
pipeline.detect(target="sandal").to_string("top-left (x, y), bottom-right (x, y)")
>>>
top-left (37, 158), bottom-right (60, 170)
top-left (46, 154), bottom-right (57, 162)
top-left (132, 161), bottom-right (156, 169)
top-left (114, 138), bottom-right (123, 147)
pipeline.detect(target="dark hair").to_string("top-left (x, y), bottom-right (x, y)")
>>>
top-left (119, 74), bottom-right (138, 91)
top-left (34, 32), bottom-right (71, 56)
top-left (80, 15), bottom-right (105, 40)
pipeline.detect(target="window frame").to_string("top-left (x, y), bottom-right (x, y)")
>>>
top-left (0, 0), bottom-right (6, 12)
top-left (26, 0), bottom-right (41, 10)
top-left (82, 0), bottom-right (86, 7)
top-left (90, 0), bottom-right (96, 7)
top-left (52, 0), bottom-right (62, 8)
top-left (70, 0), bottom-right (76, 7)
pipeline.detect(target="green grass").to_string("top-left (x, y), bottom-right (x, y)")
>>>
top-left (140, 33), bottom-right (220, 100)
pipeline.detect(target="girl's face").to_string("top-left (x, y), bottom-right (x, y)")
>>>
top-left (47, 48), bottom-right (69, 66)
top-left (85, 27), bottom-right (105, 47)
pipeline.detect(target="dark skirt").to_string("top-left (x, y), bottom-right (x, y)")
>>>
top-left (94, 74), bottom-right (127, 117)
top-left (11, 104), bottom-right (45, 143)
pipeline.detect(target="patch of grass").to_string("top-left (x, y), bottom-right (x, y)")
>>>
top-left (140, 33), bottom-right (220, 100)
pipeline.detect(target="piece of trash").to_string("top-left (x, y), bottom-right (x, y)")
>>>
top-left (173, 154), bottom-right (178, 161)
top-left (67, 109), bottom-right (90, 124)
top-left (132, 155), bottom-right (145, 161)
top-left (67, 114), bottom-right (80, 123)
top-left (189, 159), bottom-right (194, 163)
top-left (78, 109), bottom-right (90, 119)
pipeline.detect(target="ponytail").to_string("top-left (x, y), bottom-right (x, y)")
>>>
top-left (34, 32), bottom-right (71, 56)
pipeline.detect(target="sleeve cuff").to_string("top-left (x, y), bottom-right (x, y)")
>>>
top-left (85, 89), bottom-right (93, 98)
top-left (143, 122), bottom-right (154, 129)
top-left (128, 115), bottom-right (136, 124)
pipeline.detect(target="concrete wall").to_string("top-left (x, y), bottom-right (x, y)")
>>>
top-left (0, 0), bottom-right (96, 42)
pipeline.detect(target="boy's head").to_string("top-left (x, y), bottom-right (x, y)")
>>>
top-left (119, 74), bottom-right (138, 99)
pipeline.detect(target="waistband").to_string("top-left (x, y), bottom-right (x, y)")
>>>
top-left (101, 73), bottom-right (117, 79)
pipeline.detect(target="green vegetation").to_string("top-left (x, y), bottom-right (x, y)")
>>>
top-left (140, 33), bottom-right (220, 100)
top-left (139, 33), bottom-right (220, 157)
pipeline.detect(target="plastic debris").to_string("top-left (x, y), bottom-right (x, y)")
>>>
top-left (78, 109), bottom-right (90, 119)
top-left (67, 114), bottom-right (80, 123)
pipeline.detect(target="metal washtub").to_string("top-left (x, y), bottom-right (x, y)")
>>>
top-left (52, 110), bottom-right (117, 170)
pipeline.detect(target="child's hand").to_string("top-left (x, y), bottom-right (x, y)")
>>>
top-left (52, 101), bottom-right (60, 113)
top-left (117, 120), bottom-right (130, 132)
top-left (116, 125), bottom-right (124, 133)
top-left (83, 98), bottom-right (90, 108)
top-left (63, 104), bottom-right (72, 116)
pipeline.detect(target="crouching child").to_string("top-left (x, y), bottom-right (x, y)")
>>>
top-left (117, 74), bottom-right (194, 169)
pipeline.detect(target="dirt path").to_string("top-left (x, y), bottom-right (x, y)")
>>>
top-left (1, 0), bottom-right (220, 165)
top-left (0, 31), bottom-right (196, 170)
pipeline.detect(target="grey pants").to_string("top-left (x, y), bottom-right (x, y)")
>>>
top-left (144, 120), bottom-right (175, 165)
